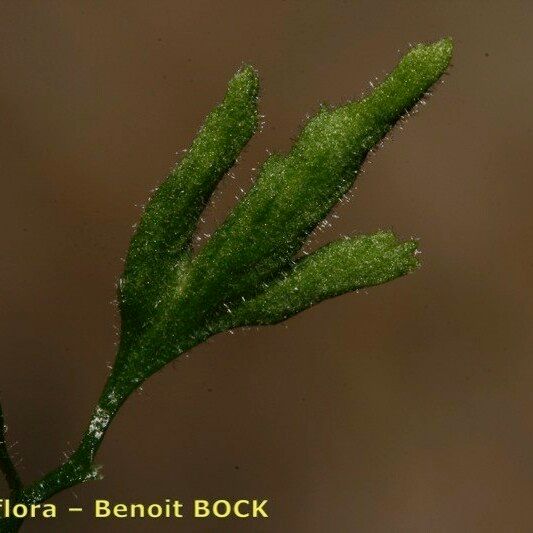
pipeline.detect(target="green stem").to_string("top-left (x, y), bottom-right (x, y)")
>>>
top-left (0, 338), bottom-right (195, 532)
top-left (0, 402), bottom-right (22, 496)
top-left (0, 366), bottom-right (138, 533)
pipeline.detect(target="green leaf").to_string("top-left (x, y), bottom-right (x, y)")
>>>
top-left (216, 231), bottom-right (419, 327)
top-left (119, 66), bottom-right (259, 338)
top-left (112, 38), bottom-right (452, 395)
top-left (0, 39), bottom-right (454, 526)
top-left (162, 38), bottom-right (451, 329)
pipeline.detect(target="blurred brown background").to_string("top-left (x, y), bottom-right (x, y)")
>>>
top-left (1, 1), bottom-right (532, 531)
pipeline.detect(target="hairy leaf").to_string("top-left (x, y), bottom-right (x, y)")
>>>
top-left (113, 38), bottom-right (452, 394)
top-left (217, 231), bottom-right (419, 327)
top-left (178, 39), bottom-right (451, 324)
top-left (119, 66), bottom-right (259, 338)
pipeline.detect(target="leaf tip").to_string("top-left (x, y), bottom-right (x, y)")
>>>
top-left (396, 237), bottom-right (421, 274)
top-left (230, 64), bottom-right (260, 99)
top-left (432, 36), bottom-right (453, 66)
top-left (402, 36), bottom-right (454, 83)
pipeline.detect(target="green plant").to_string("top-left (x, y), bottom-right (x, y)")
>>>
top-left (0, 37), bottom-right (452, 531)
